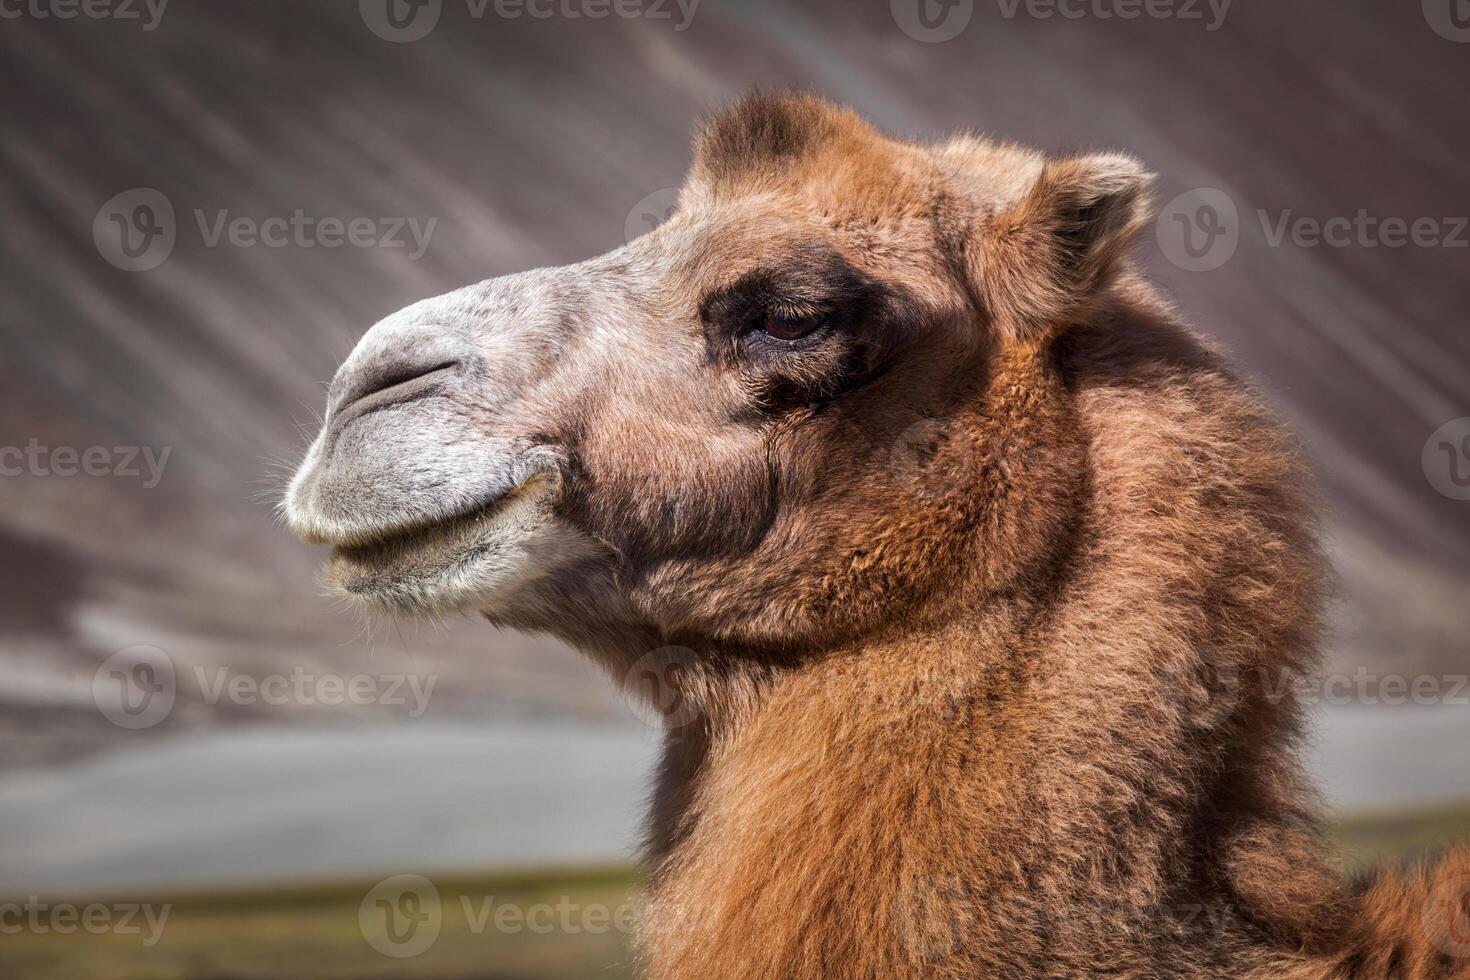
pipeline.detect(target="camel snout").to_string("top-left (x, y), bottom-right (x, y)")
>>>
top-left (282, 299), bottom-right (553, 550)
top-left (327, 356), bottom-right (462, 438)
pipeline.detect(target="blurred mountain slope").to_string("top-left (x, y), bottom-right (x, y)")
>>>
top-left (0, 0), bottom-right (1465, 762)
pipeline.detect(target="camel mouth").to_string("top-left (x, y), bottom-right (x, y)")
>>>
top-left (329, 479), bottom-right (529, 558)
top-left (289, 470), bottom-right (528, 550)
top-left (307, 486), bottom-right (516, 551)
top-left (285, 434), bottom-right (568, 547)
top-left (322, 469), bottom-right (572, 614)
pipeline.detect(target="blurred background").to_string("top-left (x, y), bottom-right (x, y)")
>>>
top-left (0, 0), bottom-right (1467, 976)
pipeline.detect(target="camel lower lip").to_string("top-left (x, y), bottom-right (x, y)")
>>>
top-left (318, 467), bottom-right (577, 615)
top-left (330, 490), bottom-right (519, 560)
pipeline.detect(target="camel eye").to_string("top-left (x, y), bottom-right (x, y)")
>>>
top-left (759, 311), bottom-right (826, 341)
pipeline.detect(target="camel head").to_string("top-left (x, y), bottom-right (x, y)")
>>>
top-left (284, 92), bottom-right (1152, 659)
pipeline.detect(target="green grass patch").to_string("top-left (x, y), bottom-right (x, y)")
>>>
top-left (1333, 801), bottom-right (1470, 871)
top-left (0, 866), bottom-right (640, 980)
top-left (2, 806), bottom-right (1467, 979)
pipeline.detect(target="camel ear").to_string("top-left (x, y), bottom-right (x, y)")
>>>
top-left (974, 152), bottom-right (1154, 344)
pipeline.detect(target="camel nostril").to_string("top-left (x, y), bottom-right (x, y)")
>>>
top-left (331, 358), bottom-right (461, 427)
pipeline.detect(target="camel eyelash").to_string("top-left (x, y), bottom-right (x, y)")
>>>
top-left (758, 299), bottom-right (829, 321)
top-left (702, 268), bottom-right (872, 351)
top-left (744, 309), bottom-right (835, 347)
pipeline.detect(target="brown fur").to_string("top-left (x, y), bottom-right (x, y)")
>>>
top-left (618, 94), bottom-right (1470, 979)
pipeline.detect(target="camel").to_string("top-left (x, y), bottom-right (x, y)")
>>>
top-left (284, 92), bottom-right (1470, 978)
